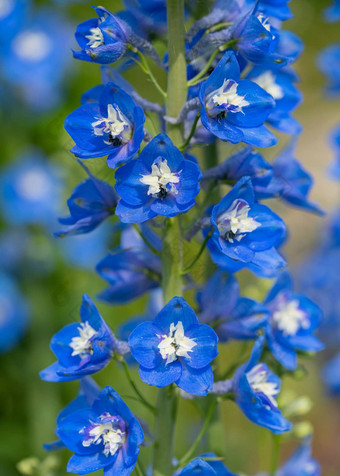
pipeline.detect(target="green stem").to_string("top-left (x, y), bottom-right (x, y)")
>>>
top-left (205, 22), bottom-right (233, 35)
top-left (187, 40), bottom-right (239, 87)
top-left (152, 2), bottom-right (187, 475)
top-left (179, 113), bottom-right (200, 151)
top-left (181, 229), bottom-right (212, 274)
top-left (269, 434), bottom-right (281, 476)
top-left (176, 400), bottom-right (218, 469)
top-left (134, 49), bottom-right (167, 98)
top-left (133, 224), bottom-right (161, 255)
top-left (118, 357), bottom-right (156, 414)
top-left (153, 386), bottom-right (178, 476)
top-left (136, 460), bottom-right (146, 476)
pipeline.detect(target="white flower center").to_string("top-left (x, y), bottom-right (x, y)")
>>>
top-left (246, 364), bottom-right (279, 408)
top-left (17, 169), bottom-right (52, 202)
top-left (217, 199), bottom-right (261, 243)
top-left (86, 27), bottom-right (104, 48)
top-left (252, 71), bottom-right (284, 100)
top-left (158, 321), bottom-right (196, 365)
top-left (0, 0), bottom-right (14, 19)
top-left (12, 31), bottom-right (52, 62)
top-left (81, 413), bottom-right (126, 457)
top-left (272, 298), bottom-right (310, 336)
top-left (140, 159), bottom-right (181, 198)
top-left (206, 79), bottom-right (249, 116)
top-left (69, 321), bottom-right (97, 358)
top-left (92, 104), bottom-right (131, 144)
top-left (258, 14), bottom-right (276, 40)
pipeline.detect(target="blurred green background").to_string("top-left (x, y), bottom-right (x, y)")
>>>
top-left (1, 0), bottom-right (340, 475)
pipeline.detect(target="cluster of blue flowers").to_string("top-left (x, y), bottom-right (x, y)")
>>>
top-left (38, 0), bottom-right (329, 474)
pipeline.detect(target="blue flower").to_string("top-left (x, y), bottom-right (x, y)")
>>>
top-left (323, 353), bottom-right (340, 395)
top-left (115, 134), bottom-right (202, 223)
top-left (0, 0), bottom-right (30, 46)
top-left (0, 149), bottom-right (62, 227)
top-left (40, 295), bottom-right (115, 382)
top-left (265, 271), bottom-right (324, 370)
top-left (276, 439), bottom-right (320, 476)
top-left (198, 271), bottom-right (268, 341)
top-left (328, 123), bottom-right (340, 179)
top-left (117, 289), bottom-right (163, 365)
top-left (56, 385), bottom-right (144, 475)
top-left (119, 0), bottom-right (167, 38)
top-left (324, 0), bottom-right (340, 22)
top-left (73, 7), bottom-right (130, 65)
top-left (202, 146), bottom-right (275, 199)
top-left (128, 297), bottom-right (218, 396)
top-left (208, 236), bottom-right (286, 278)
top-left (232, 336), bottom-right (292, 433)
top-left (177, 457), bottom-right (237, 475)
top-left (65, 82), bottom-right (145, 169)
top-left (96, 227), bottom-right (161, 304)
top-left (59, 222), bottom-right (112, 271)
top-left (44, 377), bottom-right (101, 452)
top-left (209, 177), bottom-right (286, 266)
top-left (318, 44), bottom-right (340, 95)
top-left (0, 272), bottom-right (29, 354)
top-left (252, 0), bottom-right (293, 21)
top-left (199, 51), bottom-right (277, 148)
top-left (268, 140), bottom-right (324, 215)
top-left (55, 161), bottom-right (118, 237)
top-left (247, 66), bottom-right (302, 135)
top-left (1, 8), bottom-right (72, 110)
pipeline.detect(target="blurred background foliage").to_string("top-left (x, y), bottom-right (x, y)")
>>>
top-left (0, 0), bottom-right (339, 475)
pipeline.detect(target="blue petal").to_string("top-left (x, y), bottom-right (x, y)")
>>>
top-left (128, 322), bottom-right (163, 369)
top-left (177, 363), bottom-right (213, 396)
top-left (139, 360), bottom-right (182, 387)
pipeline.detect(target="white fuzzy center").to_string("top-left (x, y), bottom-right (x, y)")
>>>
top-left (92, 104), bottom-right (131, 144)
top-left (12, 31), bottom-right (52, 62)
top-left (206, 79), bottom-right (249, 115)
top-left (86, 27), bottom-right (104, 48)
top-left (158, 321), bottom-right (196, 365)
top-left (0, 0), bottom-right (13, 18)
top-left (81, 414), bottom-right (126, 457)
top-left (253, 71), bottom-right (284, 100)
top-left (70, 322), bottom-right (97, 357)
top-left (272, 299), bottom-right (310, 336)
top-left (217, 199), bottom-right (261, 243)
top-left (17, 169), bottom-right (52, 202)
top-left (140, 159), bottom-right (181, 197)
top-left (246, 364), bottom-right (279, 408)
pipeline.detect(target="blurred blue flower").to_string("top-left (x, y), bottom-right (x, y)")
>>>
top-left (265, 271), bottom-right (324, 370)
top-left (324, 0), bottom-right (340, 22)
top-left (276, 439), bottom-right (320, 476)
top-left (115, 134), bottom-right (202, 223)
top-left (65, 82), bottom-right (145, 169)
top-left (40, 294), bottom-right (115, 382)
top-left (199, 51), bottom-right (277, 148)
top-left (0, 149), bottom-right (62, 227)
top-left (1, 7), bottom-right (72, 110)
top-left (328, 123), bottom-right (340, 179)
top-left (318, 44), bottom-right (340, 95)
top-left (0, 272), bottom-right (29, 353)
top-left (56, 385), bottom-right (144, 475)
top-left (0, 0), bottom-right (30, 45)
top-left (323, 353), bottom-right (340, 395)
top-left (177, 457), bottom-right (237, 475)
top-left (247, 66), bottom-right (302, 135)
top-left (261, 140), bottom-right (324, 215)
top-left (129, 297), bottom-right (218, 396)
